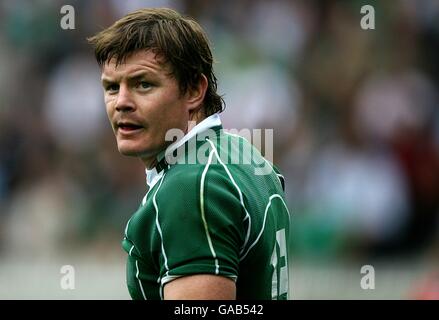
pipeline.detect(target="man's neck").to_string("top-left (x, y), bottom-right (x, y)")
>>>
top-left (142, 112), bottom-right (206, 170)
top-left (143, 156), bottom-right (159, 170)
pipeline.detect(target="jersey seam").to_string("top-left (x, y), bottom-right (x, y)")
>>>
top-left (205, 138), bottom-right (253, 258)
top-left (240, 194), bottom-right (290, 261)
top-left (152, 173), bottom-right (169, 300)
top-left (199, 146), bottom-right (220, 275)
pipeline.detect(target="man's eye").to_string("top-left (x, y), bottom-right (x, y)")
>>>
top-left (137, 81), bottom-right (152, 90)
top-left (106, 84), bottom-right (119, 92)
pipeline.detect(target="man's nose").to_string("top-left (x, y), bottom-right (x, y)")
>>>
top-left (115, 85), bottom-right (135, 112)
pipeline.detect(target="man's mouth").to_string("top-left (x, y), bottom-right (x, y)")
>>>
top-left (117, 122), bottom-right (144, 133)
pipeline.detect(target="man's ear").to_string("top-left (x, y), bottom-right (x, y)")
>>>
top-left (186, 74), bottom-right (208, 113)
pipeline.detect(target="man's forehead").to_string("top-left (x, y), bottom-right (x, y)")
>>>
top-left (101, 50), bottom-right (169, 77)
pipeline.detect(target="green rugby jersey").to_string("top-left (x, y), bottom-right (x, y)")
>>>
top-left (122, 114), bottom-right (291, 300)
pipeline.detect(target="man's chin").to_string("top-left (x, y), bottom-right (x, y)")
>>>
top-left (118, 149), bottom-right (140, 157)
top-left (117, 144), bottom-right (156, 159)
top-left (117, 143), bottom-right (143, 156)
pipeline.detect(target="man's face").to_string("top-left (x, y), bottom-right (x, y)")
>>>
top-left (101, 50), bottom-right (191, 167)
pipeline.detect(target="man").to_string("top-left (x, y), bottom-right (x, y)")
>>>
top-left (88, 8), bottom-right (290, 300)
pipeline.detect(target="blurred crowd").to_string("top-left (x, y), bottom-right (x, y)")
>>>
top-left (0, 0), bottom-right (438, 265)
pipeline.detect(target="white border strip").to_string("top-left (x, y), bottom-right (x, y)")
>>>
top-left (240, 194), bottom-right (290, 261)
top-left (152, 174), bottom-right (169, 299)
top-left (200, 147), bottom-right (220, 274)
top-left (205, 138), bottom-right (253, 256)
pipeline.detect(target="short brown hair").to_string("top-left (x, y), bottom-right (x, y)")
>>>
top-left (87, 8), bottom-right (224, 116)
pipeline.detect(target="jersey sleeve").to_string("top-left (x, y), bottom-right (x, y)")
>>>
top-left (154, 163), bottom-right (245, 286)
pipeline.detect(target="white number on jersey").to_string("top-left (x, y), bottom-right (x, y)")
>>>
top-left (270, 228), bottom-right (288, 299)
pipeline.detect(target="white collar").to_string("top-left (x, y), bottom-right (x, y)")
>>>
top-left (145, 113), bottom-right (222, 188)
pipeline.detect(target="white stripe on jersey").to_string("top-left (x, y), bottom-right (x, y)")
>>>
top-left (240, 194), bottom-right (290, 261)
top-left (124, 217), bottom-right (132, 239)
top-left (200, 146), bottom-right (220, 274)
top-left (135, 260), bottom-right (147, 300)
top-left (152, 174), bottom-right (169, 299)
top-left (128, 245), bottom-right (135, 257)
top-left (206, 138), bottom-right (253, 257)
top-left (142, 170), bottom-right (164, 206)
top-left (129, 243), bottom-right (147, 300)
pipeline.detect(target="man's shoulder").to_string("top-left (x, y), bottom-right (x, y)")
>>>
top-left (161, 159), bottom-right (231, 191)
top-left (155, 151), bottom-right (245, 209)
top-left (148, 155), bottom-right (243, 223)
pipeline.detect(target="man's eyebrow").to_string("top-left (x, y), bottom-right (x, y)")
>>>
top-left (101, 71), bottom-right (157, 84)
top-left (127, 72), bottom-right (155, 81)
top-left (101, 76), bottom-right (116, 84)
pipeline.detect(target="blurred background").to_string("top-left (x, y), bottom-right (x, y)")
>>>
top-left (0, 0), bottom-right (438, 299)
